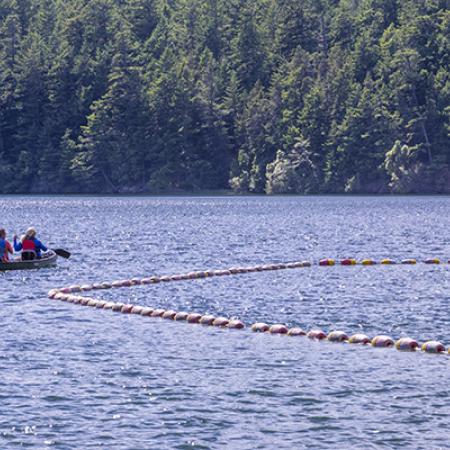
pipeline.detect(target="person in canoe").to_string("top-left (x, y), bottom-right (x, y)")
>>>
top-left (0, 228), bottom-right (14, 263)
top-left (14, 227), bottom-right (48, 261)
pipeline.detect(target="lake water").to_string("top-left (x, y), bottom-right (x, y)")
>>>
top-left (0, 196), bottom-right (449, 449)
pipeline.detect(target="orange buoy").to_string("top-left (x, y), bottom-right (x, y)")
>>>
top-left (395, 337), bottom-right (419, 351)
top-left (130, 305), bottom-right (143, 314)
top-left (162, 310), bottom-right (177, 319)
top-left (151, 309), bottom-right (165, 317)
top-left (380, 259), bottom-right (396, 265)
top-left (251, 323), bottom-right (270, 332)
top-left (187, 313), bottom-right (202, 323)
top-left (371, 335), bottom-right (394, 348)
top-left (348, 334), bottom-right (371, 344)
top-left (140, 307), bottom-right (154, 316)
top-left (319, 259), bottom-right (335, 266)
top-left (121, 304), bottom-right (134, 313)
top-left (269, 324), bottom-right (288, 334)
top-left (327, 331), bottom-right (349, 342)
top-left (307, 329), bottom-right (327, 340)
top-left (199, 315), bottom-right (216, 325)
top-left (227, 319), bottom-right (245, 329)
top-left (422, 341), bottom-right (445, 353)
top-left (212, 317), bottom-right (229, 327)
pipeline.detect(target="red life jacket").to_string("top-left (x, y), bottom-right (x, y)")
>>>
top-left (22, 239), bottom-right (36, 252)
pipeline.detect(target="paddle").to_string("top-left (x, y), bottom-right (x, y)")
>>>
top-left (53, 248), bottom-right (71, 259)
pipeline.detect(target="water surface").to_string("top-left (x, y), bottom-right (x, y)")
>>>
top-left (0, 196), bottom-right (449, 449)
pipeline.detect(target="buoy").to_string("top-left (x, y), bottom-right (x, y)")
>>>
top-left (48, 289), bottom-right (58, 299)
top-left (59, 287), bottom-right (71, 294)
top-left (212, 317), bottom-right (229, 327)
top-left (174, 312), bottom-right (189, 321)
top-left (187, 313), bottom-right (202, 323)
top-left (227, 319), bottom-right (245, 329)
top-left (327, 331), bottom-right (349, 342)
top-left (141, 278), bottom-right (153, 284)
top-left (87, 299), bottom-right (98, 307)
top-left (287, 327), bottom-right (306, 336)
top-left (101, 282), bottom-right (112, 289)
top-left (68, 285), bottom-right (81, 292)
top-left (425, 258), bottom-right (440, 264)
top-left (149, 277), bottom-right (160, 283)
top-left (301, 261), bottom-right (312, 267)
top-left (380, 259), bottom-right (396, 265)
top-left (199, 315), bottom-right (216, 325)
top-left (319, 259), bottom-right (335, 266)
top-left (111, 303), bottom-right (125, 312)
top-left (151, 309), bottom-right (165, 317)
top-left (103, 302), bottom-right (115, 310)
top-left (160, 276), bottom-right (171, 282)
top-left (162, 310), bottom-right (177, 319)
top-left (121, 304), bottom-right (134, 313)
top-left (269, 324), bottom-right (288, 334)
top-left (112, 280), bottom-right (123, 288)
top-left (307, 329), bottom-right (327, 340)
top-left (229, 268), bottom-right (240, 274)
top-left (205, 270), bottom-right (216, 277)
top-left (341, 259), bottom-right (356, 266)
top-left (251, 323), bottom-right (270, 332)
top-left (92, 283), bottom-right (103, 289)
top-left (80, 297), bottom-right (90, 306)
top-left (361, 259), bottom-right (376, 265)
top-left (348, 334), bottom-right (371, 344)
top-left (140, 307), bottom-right (154, 316)
top-left (130, 305), bottom-right (143, 314)
top-left (422, 341), bottom-right (445, 353)
top-left (371, 335), bottom-right (394, 347)
top-left (395, 337), bottom-right (419, 351)
top-left (401, 259), bottom-right (417, 265)
top-left (81, 284), bottom-right (94, 291)
top-left (170, 275), bottom-right (183, 281)
top-left (130, 278), bottom-right (141, 285)
top-left (95, 301), bottom-right (106, 308)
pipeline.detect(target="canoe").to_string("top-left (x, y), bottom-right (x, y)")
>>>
top-left (0, 251), bottom-right (58, 271)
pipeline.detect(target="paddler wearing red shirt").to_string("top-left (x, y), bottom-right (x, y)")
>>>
top-left (0, 228), bottom-right (14, 263)
top-left (14, 227), bottom-right (48, 261)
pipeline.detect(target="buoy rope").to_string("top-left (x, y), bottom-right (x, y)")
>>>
top-left (48, 257), bottom-right (450, 357)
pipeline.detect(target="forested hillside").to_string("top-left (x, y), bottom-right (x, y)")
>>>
top-left (0, 0), bottom-right (448, 194)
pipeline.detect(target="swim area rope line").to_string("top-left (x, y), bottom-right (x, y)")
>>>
top-left (48, 257), bottom-right (450, 356)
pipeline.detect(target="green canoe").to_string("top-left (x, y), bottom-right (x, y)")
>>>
top-left (0, 251), bottom-right (58, 271)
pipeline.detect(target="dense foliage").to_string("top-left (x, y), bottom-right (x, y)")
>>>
top-left (0, 0), bottom-right (448, 194)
